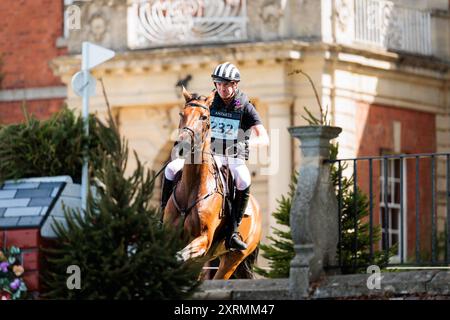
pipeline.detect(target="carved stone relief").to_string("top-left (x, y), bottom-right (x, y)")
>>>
top-left (67, 0), bottom-right (128, 53)
top-left (334, 0), bottom-right (354, 44)
top-left (88, 14), bottom-right (108, 43)
top-left (128, 0), bottom-right (247, 49)
top-left (247, 0), bottom-right (284, 41)
top-left (259, 0), bottom-right (283, 37)
top-left (335, 0), bottom-right (352, 34)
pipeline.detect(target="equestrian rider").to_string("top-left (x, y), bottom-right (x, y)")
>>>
top-left (161, 62), bottom-right (269, 251)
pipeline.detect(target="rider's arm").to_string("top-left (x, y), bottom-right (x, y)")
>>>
top-left (248, 124), bottom-right (269, 148)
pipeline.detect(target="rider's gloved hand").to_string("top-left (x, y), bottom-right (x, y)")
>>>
top-left (225, 141), bottom-right (248, 159)
top-left (236, 140), bottom-right (249, 160)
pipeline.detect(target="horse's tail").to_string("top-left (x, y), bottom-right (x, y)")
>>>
top-left (232, 245), bottom-right (259, 279)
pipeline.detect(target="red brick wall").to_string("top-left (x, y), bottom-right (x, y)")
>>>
top-left (0, 0), bottom-right (67, 89)
top-left (0, 0), bottom-right (67, 124)
top-left (0, 99), bottom-right (65, 125)
top-left (354, 103), bottom-right (436, 260)
top-left (356, 104), bottom-right (436, 157)
top-left (0, 229), bottom-right (41, 293)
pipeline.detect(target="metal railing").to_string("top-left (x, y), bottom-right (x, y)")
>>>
top-left (354, 0), bottom-right (432, 55)
top-left (327, 152), bottom-right (450, 271)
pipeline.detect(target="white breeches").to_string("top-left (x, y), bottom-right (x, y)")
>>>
top-left (164, 156), bottom-right (251, 191)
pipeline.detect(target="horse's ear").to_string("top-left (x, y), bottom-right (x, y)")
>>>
top-left (205, 90), bottom-right (215, 107)
top-left (182, 86), bottom-right (192, 102)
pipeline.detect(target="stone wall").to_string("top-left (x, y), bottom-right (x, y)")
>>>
top-left (64, 0), bottom-right (450, 60)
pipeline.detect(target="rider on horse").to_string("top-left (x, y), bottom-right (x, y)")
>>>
top-left (161, 62), bottom-right (269, 251)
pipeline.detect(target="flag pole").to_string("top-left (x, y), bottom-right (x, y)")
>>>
top-left (72, 42), bottom-right (115, 211)
top-left (81, 41), bottom-right (89, 211)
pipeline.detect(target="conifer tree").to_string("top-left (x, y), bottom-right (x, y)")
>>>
top-left (42, 106), bottom-right (201, 299)
top-left (254, 174), bottom-right (296, 278)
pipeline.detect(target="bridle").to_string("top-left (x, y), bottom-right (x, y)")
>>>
top-left (180, 101), bottom-right (211, 157)
top-left (172, 99), bottom-right (224, 219)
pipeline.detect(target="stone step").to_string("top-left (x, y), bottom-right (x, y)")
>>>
top-left (191, 271), bottom-right (450, 300)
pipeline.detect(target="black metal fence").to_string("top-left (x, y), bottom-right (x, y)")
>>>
top-left (327, 152), bottom-right (450, 271)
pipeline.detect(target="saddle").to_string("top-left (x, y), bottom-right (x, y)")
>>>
top-left (218, 164), bottom-right (234, 220)
top-left (171, 160), bottom-right (251, 251)
top-left (171, 160), bottom-right (250, 220)
top-left (217, 163), bottom-right (251, 218)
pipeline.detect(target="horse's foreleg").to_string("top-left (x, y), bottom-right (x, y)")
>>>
top-left (177, 234), bottom-right (210, 263)
top-left (213, 251), bottom-right (246, 280)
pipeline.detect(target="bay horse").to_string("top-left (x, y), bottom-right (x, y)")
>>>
top-left (162, 87), bottom-right (262, 279)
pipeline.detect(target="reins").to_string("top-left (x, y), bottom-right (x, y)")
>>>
top-left (167, 99), bottom-right (224, 220)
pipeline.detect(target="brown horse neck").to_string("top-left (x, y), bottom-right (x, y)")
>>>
top-left (180, 138), bottom-right (214, 197)
top-left (181, 162), bottom-right (211, 190)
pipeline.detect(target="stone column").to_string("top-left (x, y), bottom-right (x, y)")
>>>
top-left (287, 125), bottom-right (342, 299)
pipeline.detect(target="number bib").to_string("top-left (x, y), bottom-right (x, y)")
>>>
top-left (210, 109), bottom-right (242, 140)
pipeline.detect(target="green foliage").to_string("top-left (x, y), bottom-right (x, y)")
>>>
top-left (0, 246), bottom-right (28, 300)
top-left (330, 143), bottom-right (396, 273)
top-left (41, 106), bottom-right (201, 299)
top-left (336, 177), bottom-right (395, 273)
top-left (288, 68), bottom-right (330, 126)
top-left (437, 229), bottom-right (448, 262)
top-left (254, 173), bottom-right (296, 278)
top-left (0, 105), bottom-right (102, 184)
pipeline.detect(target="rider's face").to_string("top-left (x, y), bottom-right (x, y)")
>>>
top-left (215, 81), bottom-right (238, 100)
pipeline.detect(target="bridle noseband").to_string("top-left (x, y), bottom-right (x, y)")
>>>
top-left (180, 101), bottom-right (211, 153)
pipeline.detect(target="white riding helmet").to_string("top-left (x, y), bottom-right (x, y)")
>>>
top-left (211, 62), bottom-right (241, 82)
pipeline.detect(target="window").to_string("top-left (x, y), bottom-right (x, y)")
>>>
top-left (379, 155), bottom-right (406, 262)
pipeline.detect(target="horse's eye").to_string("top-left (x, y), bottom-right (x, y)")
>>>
top-left (179, 112), bottom-right (183, 117)
top-left (200, 115), bottom-right (208, 121)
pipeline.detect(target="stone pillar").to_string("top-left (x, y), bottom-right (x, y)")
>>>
top-left (287, 125), bottom-right (342, 299)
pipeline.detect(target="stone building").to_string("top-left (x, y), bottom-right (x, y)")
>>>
top-left (2, 0), bottom-right (450, 269)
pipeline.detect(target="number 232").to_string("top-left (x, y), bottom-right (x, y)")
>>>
top-left (211, 121), bottom-right (234, 134)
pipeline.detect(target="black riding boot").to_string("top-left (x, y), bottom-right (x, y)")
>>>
top-left (229, 186), bottom-right (250, 251)
top-left (160, 176), bottom-right (175, 220)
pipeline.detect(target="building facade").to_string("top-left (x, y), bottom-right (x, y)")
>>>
top-left (2, 0), bottom-right (450, 268)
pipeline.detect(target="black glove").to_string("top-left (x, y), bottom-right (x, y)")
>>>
top-left (225, 141), bottom-right (248, 160)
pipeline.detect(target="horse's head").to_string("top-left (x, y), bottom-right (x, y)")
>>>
top-left (176, 87), bottom-right (215, 161)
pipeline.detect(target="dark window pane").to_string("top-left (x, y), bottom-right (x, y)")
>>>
top-left (388, 182), bottom-right (392, 203)
top-left (395, 182), bottom-right (400, 204)
top-left (395, 159), bottom-right (400, 178)
top-left (391, 209), bottom-right (399, 230)
top-left (391, 233), bottom-right (399, 247)
top-left (380, 179), bottom-right (384, 201)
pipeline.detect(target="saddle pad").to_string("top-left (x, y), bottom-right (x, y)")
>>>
top-left (217, 164), bottom-right (251, 217)
top-left (217, 165), bottom-right (228, 196)
top-left (214, 158), bottom-right (252, 217)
